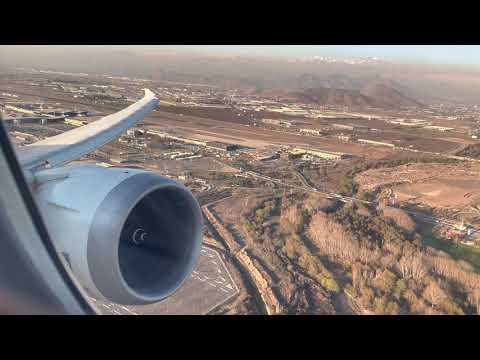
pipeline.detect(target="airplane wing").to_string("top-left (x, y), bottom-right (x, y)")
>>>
top-left (9, 87), bottom-right (203, 307)
top-left (16, 89), bottom-right (159, 171)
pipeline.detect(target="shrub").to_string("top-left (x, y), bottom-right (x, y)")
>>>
top-left (373, 296), bottom-right (388, 314)
top-left (394, 279), bottom-right (407, 298)
top-left (381, 207), bottom-right (416, 236)
top-left (321, 277), bottom-right (340, 293)
top-left (385, 300), bottom-right (400, 315)
top-left (440, 299), bottom-right (464, 315)
top-left (360, 285), bottom-right (375, 308)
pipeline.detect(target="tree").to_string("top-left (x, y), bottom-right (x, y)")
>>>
top-left (422, 281), bottom-right (447, 313)
top-left (385, 300), bottom-right (400, 315)
top-left (352, 262), bottom-right (363, 291)
top-left (394, 279), bottom-right (407, 299)
top-left (357, 190), bottom-right (376, 202)
top-left (360, 285), bottom-right (375, 308)
top-left (284, 238), bottom-right (298, 260)
top-left (381, 206), bottom-right (416, 236)
top-left (321, 277), bottom-right (340, 293)
top-left (399, 253), bottom-right (427, 281)
top-left (373, 296), bottom-right (387, 314)
top-left (441, 299), bottom-right (464, 315)
top-left (474, 288), bottom-right (480, 315)
top-left (280, 205), bottom-right (302, 234)
top-left (380, 270), bottom-right (397, 295)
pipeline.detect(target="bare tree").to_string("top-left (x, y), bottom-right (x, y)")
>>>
top-left (398, 253), bottom-right (427, 281)
top-left (352, 262), bottom-right (363, 291)
top-left (475, 289), bottom-right (480, 315)
top-left (308, 212), bottom-right (377, 265)
top-left (422, 281), bottom-right (447, 313)
top-left (425, 254), bottom-right (480, 291)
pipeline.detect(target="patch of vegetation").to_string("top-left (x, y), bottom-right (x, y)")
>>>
top-left (242, 198), bottom-right (280, 243)
top-left (282, 234), bottom-right (340, 293)
top-left (422, 228), bottom-right (480, 273)
top-left (278, 200), bottom-right (340, 293)
top-left (332, 205), bottom-right (413, 248)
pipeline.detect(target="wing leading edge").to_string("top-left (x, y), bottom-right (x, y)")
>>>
top-left (17, 89), bottom-right (159, 171)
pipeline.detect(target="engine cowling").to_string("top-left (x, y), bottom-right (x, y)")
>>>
top-left (32, 164), bottom-right (203, 305)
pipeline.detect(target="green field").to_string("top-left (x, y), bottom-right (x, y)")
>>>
top-left (422, 230), bottom-right (480, 272)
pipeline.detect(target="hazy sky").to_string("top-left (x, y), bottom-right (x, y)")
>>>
top-left (3, 45), bottom-right (480, 68)
top-left (158, 45), bottom-right (480, 66)
top-left (98, 45), bottom-right (480, 67)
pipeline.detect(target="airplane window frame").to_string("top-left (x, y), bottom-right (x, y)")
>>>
top-left (0, 121), bottom-right (96, 315)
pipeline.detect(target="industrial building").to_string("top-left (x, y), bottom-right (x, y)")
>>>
top-left (358, 139), bottom-right (395, 147)
top-left (206, 141), bottom-right (238, 151)
top-left (332, 123), bottom-right (355, 131)
top-left (164, 151), bottom-right (196, 160)
top-left (423, 125), bottom-right (454, 132)
top-left (254, 152), bottom-right (280, 162)
top-left (267, 106), bottom-right (310, 117)
top-left (337, 134), bottom-right (353, 142)
top-left (126, 128), bottom-right (146, 137)
top-left (288, 147), bottom-right (351, 160)
top-left (118, 137), bottom-right (147, 148)
top-left (47, 110), bottom-right (89, 117)
top-left (300, 128), bottom-right (324, 136)
top-left (389, 120), bottom-right (426, 127)
top-left (146, 130), bottom-right (207, 146)
top-left (178, 154), bottom-right (203, 161)
top-left (262, 118), bottom-right (292, 128)
top-left (2, 115), bottom-right (65, 125)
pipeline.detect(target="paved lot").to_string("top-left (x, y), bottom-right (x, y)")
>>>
top-left (91, 246), bottom-right (238, 315)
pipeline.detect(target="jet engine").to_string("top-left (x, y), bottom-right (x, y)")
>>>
top-left (32, 164), bottom-right (203, 305)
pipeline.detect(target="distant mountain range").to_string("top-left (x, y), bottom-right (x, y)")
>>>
top-left (248, 83), bottom-right (423, 109)
top-left (300, 56), bottom-right (384, 65)
top-left (3, 47), bottom-right (480, 105)
top-left (156, 72), bottom-right (422, 108)
top-left (291, 73), bottom-right (412, 93)
top-left (151, 72), bottom-right (421, 109)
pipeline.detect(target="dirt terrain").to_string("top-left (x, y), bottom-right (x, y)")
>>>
top-left (357, 132), bottom-right (465, 153)
top-left (393, 178), bottom-right (480, 208)
top-left (145, 112), bottom-right (394, 159)
top-left (356, 162), bottom-right (480, 210)
top-left (208, 193), bottom-right (338, 314)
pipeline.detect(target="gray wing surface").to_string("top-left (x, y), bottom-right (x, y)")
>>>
top-left (17, 89), bottom-right (159, 171)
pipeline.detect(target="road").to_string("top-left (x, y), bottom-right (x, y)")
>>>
top-left (239, 169), bottom-right (480, 235)
top-left (92, 246), bottom-right (239, 315)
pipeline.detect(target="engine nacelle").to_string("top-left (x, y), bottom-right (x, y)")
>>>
top-left (33, 164), bottom-right (203, 305)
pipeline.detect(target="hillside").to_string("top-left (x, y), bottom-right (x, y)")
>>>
top-left (359, 83), bottom-right (423, 108)
top-left (254, 84), bottom-right (423, 109)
